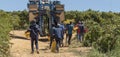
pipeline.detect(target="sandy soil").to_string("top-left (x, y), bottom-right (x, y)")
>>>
top-left (10, 30), bottom-right (91, 57)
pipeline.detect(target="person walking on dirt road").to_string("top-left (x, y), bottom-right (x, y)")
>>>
top-left (66, 22), bottom-right (74, 46)
top-left (28, 19), bottom-right (40, 54)
top-left (77, 21), bottom-right (85, 42)
top-left (53, 23), bottom-right (63, 53)
top-left (58, 22), bottom-right (65, 47)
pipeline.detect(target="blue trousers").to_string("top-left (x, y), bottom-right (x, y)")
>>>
top-left (66, 34), bottom-right (72, 45)
top-left (50, 36), bottom-right (55, 48)
top-left (77, 33), bottom-right (84, 42)
top-left (31, 37), bottom-right (38, 52)
top-left (55, 38), bottom-right (61, 52)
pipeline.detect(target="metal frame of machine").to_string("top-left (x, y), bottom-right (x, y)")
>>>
top-left (28, 0), bottom-right (65, 37)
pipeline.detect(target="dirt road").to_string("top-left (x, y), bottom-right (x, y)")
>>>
top-left (10, 30), bottom-right (91, 57)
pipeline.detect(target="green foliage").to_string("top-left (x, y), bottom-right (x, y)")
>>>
top-left (0, 10), bottom-right (19, 57)
top-left (87, 36), bottom-right (120, 57)
top-left (11, 10), bottom-right (29, 29)
top-left (87, 49), bottom-right (107, 57)
top-left (65, 9), bottom-right (120, 55)
top-left (83, 20), bottom-right (103, 47)
top-left (0, 9), bottom-right (120, 56)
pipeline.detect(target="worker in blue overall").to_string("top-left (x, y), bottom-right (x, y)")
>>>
top-left (28, 19), bottom-right (40, 54)
top-left (58, 22), bottom-right (65, 47)
top-left (53, 23), bottom-right (63, 53)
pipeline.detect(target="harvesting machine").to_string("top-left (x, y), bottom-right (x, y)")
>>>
top-left (27, 0), bottom-right (65, 37)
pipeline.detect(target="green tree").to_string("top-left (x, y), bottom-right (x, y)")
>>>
top-left (0, 10), bottom-right (19, 57)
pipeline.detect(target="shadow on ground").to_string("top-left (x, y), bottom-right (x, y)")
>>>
top-left (38, 39), bottom-right (49, 42)
top-left (10, 34), bottom-right (49, 42)
top-left (10, 34), bottom-right (29, 40)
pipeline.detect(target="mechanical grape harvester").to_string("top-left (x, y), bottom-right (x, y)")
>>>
top-left (27, 0), bottom-right (65, 37)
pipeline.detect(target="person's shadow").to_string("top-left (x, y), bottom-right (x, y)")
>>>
top-left (10, 34), bottom-right (49, 42)
top-left (10, 34), bottom-right (29, 40)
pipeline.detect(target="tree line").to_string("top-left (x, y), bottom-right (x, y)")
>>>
top-left (0, 9), bottom-right (120, 57)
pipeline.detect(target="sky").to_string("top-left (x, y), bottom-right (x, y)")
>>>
top-left (0, 0), bottom-right (119, 12)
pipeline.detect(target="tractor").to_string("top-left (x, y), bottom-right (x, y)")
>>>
top-left (27, 0), bottom-right (65, 37)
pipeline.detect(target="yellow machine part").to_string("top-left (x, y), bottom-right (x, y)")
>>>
top-left (25, 32), bottom-right (30, 38)
top-left (74, 26), bottom-right (78, 31)
top-left (51, 39), bottom-right (56, 52)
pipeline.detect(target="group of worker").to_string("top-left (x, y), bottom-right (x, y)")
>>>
top-left (27, 17), bottom-right (86, 54)
top-left (49, 21), bottom-right (75, 53)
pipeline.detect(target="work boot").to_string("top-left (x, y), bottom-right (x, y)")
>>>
top-left (37, 51), bottom-right (39, 54)
top-left (31, 51), bottom-right (34, 54)
top-left (56, 48), bottom-right (59, 53)
top-left (56, 50), bottom-right (59, 53)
